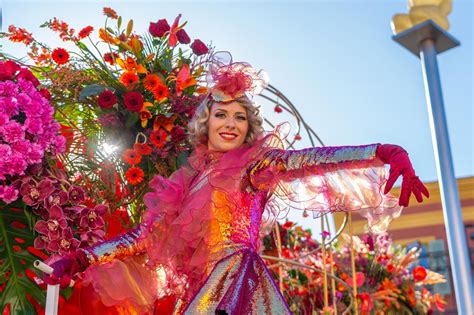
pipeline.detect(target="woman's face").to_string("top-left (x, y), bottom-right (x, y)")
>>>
top-left (207, 101), bottom-right (249, 152)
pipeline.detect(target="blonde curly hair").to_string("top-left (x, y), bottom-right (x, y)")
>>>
top-left (188, 96), bottom-right (264, 147)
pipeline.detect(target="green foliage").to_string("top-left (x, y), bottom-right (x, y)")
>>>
top-left (0, 201), bottom-right (45, 314)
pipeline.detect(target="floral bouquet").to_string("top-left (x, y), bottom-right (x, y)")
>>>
top-left (264, 222), bottom-right (447, 314)
top-left (2, 7), bottom-right (212, 220)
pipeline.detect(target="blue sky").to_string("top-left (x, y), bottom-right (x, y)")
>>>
top-left (2, 0), bottom-right (473, 232)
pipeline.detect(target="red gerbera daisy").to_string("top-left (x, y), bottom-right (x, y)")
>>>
top-left (125, 167), bottom-right (144, 185)
top-left (104, 52), bottom-right (119, 65)
top-left (150, 129), bottom-right (168, 148)
top-left (120, 71), bottom-right (139, 87)
top-left (78, 26), bottom-right (94, 39)
top-left (122, 149), bottom-right (142, 165)
top-left (133, 143), bottom-right (153, 155)
top-left (153, 84), bottom-right (169, 102)
top-left (103, 7), bottom-right (118, 19)
top-left (51, 48), bottom-right (70, 65)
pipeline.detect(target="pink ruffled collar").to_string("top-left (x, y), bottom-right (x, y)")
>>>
top-left (188, 142), bottom-right (256, 171)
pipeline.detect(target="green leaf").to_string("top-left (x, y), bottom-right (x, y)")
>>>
top-left (126, 19), bottom-right (133, 37)
top-left (125, 112), bottom-right (140, 128)
top-left (117, 16), bottom-right (122, 29)
top-left (0, 200), bottom-right (46, 314)
top-left (79, 84), bottom-right (109, 101)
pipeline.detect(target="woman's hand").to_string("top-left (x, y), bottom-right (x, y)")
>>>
top-left (376, 144), bottom-right (429, 206)
top-left (43, 250), bottom-right (90, 289)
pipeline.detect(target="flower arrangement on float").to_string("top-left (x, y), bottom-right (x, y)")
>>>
top-left (264, 221), bottom-right (447, 314)
top-left (1, 7), bottom-right (211, 313)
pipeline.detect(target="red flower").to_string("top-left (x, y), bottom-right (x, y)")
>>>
top-left (125, 167), bottom-right (145, 185)
top-left (104, 52), bottom-right (119, 65)
top-left (39, 88), bottom-right (52, 100)
top-left (282, 221), bottom-right (294, 230)
top-left (171, 125), bottom-right (186, 143)
top-left (150, 129), bottom-right (168, 148)
top-left (176, 29), bottom-right (190, 44)
top-left (78, 26), bottom-right (94, 39)
top-left (274, 105), bottom-right (283, 113)
top-left (52, 48), bottom-right (70, 65)
top-left (103, 7), bottom-right (118, 19)
top-left (123, 149), bottom-right (142, 165)
top-left (357, 293), bottom-right (374, 312)
top-left (97, 90), bottom-right (117, 109)
top-left (123, 91), bottom-right (144, 112)
top-left (149, 19), bottom-right (170, 38)
top-left (0, 60), bottom-right (20, 81)
top-left (133, 143), bottom-right (153, 155)
top-left (7, 25), bottom-right (34, 45)
top-left (17, 68), bottom-right (40, 87)
top-left (434, 293), bottom-right (446, 312)
top-left (168, 15), bottom-right (182, 47)
top-left (412, 266), bottom-right (427, 281)
top-left (153, 84), bottom-right (169, 102)
top-left (143, 74), bottom-right (163, 91)
top-left (190, 39), bottom-right (209, 56)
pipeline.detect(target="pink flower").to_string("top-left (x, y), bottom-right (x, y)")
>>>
top-left (171, 125), bottom-right (186, 143)
top-left (34, 234), bottom-right (50, 250)
top-left (34, 205), bottom-right (68, 240)
top-left (44, 189), bottom-right (69, 209)
top-left (20, 178), bottom-right (55, 207)
top-left (0, 80), bottom-right (19, 96)
top-left (0, 120), bottom-right (25, 143)
top-left (68, 186), bottom-right (85, 204)
top-left (80, 229), bottom-right (105, 247)
top-left (0, 96), bottom-right (19, 117)
top-left (80, 204), bottom-right (107, 229)
top-left (47, 227), bottom-right (80, 255)
top-left (0, 185), bottom-right (19, 204)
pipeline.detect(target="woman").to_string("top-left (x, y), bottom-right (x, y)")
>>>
top-left (45, 58), bottom-right (429, 314)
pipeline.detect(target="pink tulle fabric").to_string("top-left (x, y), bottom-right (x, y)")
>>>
top-left (82, 128), bottom-right (402, 312)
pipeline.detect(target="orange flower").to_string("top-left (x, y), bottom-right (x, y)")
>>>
top-left (116, 56), bottom-right (147, 74)
top-left (134, 143), bottom-right (152, 155)
top-left (140, 109), bottom-right (152, 128)
top-left (143, 74), bottom-right (163, 91)
top-left (104, 52), bottom-right (119, 65)
top-left (7, 25), bottom-right (34, 45)
top-left (99, 28), bottom-right (120, 44)
top-left (125, 167), bottom-right (144, 185)
top-left (153, 85), bottom-right (169, 102)
top-left (434, 293), bottom-right (446, 312)
top-left (175, 63), bottom-right (196, 95)
top-left (52, 48), bottom-right (70, 65)
top-left (412, 266), bottom-right (427, 282)
top-left (153, 114), bottom-right (176, 132)
top-left (78, 26), bottom-right (94, 39)
top-left (150, 129), bottom-right (168, 148)
top-left (119, 71), bottom-right (139, 87)
top-left (103, 7), bottom-right (118, 19)
top-left (122, 149), bottom-right (142, 165)
top-left (168, 14), bottom-right (182, 47)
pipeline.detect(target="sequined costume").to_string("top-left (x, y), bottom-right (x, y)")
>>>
top-left (82, 131), bottom-right (402, 314)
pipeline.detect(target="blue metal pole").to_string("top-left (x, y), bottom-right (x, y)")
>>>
top-left (419, 38), bottom-right (474, 314)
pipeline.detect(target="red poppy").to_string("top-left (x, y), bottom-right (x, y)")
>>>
top-left (78, 26), bottom-right (94, 39)
top-left (122, 149), bottom-right (142, 165)
top-left (123, 91), bottom-right (144, 112)
top-left (52, 48), bottom-right (69, 65)
top-left (125, 167), bottom-right (144, 185)
top-left (133, 143), bottom-right (152, 155)
top-left (119, 71), bottom-right (139, 87)
top-left (97, 90), bottom-right (116, 109)
top-left (412, 266), bottom-right (427, 281)
top-left (150, 129), bottom-right (168, 148)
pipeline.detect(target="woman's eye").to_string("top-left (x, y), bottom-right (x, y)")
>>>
top-left (236, 116), bottom-right (247, 121)
top-left (215, 113), bottom-right (225, 118)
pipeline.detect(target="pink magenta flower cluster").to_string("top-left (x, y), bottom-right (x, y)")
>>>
top-left (0, 60), bottom-right (65, 204)
top-left (21, 171), bottom-right (107, 256)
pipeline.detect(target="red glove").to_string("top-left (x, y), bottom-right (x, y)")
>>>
top-left (376, 144), bottom-right (429, 207)
top-left (43, 249), bottom-right (90, 289)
